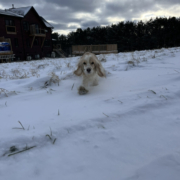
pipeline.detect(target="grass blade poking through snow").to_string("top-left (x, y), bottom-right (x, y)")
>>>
top-left (46, 134), bottom-right (52, 140)
top-left (103, 113), bottom-right (109, 117)
top-left (71, 83), bottom-right (74, 90)
top-left (53, 138), bottom-right (57, 144)
top-left (148, 90), bottom-right (156, 94)
top-left (46, 127), bottom-right (57, 144)
top-left (18, 121), bottom-right (25, 130)
top-left (12, 121), bottom-right (25, 130)
top-left (160, 95), bottom-right (167, 100)
top-left (8, 146), bottom-right (36, 157)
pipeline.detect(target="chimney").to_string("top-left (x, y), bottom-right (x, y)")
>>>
top-left (12, 4), bottom-right (15, 9)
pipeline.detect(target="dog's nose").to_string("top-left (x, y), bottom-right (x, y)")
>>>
top-left (87, 68), bottom-right (91, 73)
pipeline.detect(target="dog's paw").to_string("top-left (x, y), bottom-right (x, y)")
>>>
top-left (78, 86), bottom-right (88, 95)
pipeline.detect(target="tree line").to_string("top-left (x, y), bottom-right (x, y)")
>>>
top-left (52, 17), bottom-right (180, 55)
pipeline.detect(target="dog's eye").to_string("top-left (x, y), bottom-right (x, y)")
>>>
top-left (91, 62), bottom-right (94, 65)
top-left (83, 62), bottom-right (86, 65)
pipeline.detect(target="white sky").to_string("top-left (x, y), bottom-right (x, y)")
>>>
top-left (0, 0), bottom-right (180, 35)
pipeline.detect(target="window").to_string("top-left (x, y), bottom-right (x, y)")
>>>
top-left (6, 19), bottom-right (16, 34)
top-left (44, 40), bottom-right (50, 47)
top-left (14, 38), bottom-right (19, 47)
top-left (5, 19), bottom-right (15, 26)
top-left (35, 24), bottom-right (39, 34)
top-left (23, 21), bottom-right (29, 31)
top-left (30, 24), bottom-right (46, 35)
top-left (6, 26), bottom-right (16, 33)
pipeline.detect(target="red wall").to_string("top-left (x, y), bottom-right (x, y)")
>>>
top-left (0, 7), bottom-right (53, 60)
top-left (0, 15), bottom-right (24, 60)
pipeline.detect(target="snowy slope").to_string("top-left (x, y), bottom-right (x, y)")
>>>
top-left (0, 47), bottom-right (180, 180)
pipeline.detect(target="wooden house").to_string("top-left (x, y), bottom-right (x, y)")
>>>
top-left (0, 5), bottom-right (54, 61)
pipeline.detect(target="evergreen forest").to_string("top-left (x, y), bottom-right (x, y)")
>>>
top-left (52, 17), bottom-right (180, 55)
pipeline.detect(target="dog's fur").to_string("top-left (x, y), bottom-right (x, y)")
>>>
top-left (74, 52), bottom-right (105, 95)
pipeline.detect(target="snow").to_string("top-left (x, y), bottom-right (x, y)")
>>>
top-left (0, 47), bottom-right (180, 180)
top-left (8, 6), bottom-right (32, 16)
top-left (0, 9), bottom-right (23, 17)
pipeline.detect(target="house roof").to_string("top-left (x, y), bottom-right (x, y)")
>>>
top-left (0, 6), bottom-right (54, 29)
top-left (8, 6), bottom-right (32, 16)
top-left (0, 9), bottom-right (23, 17)
top-left (40, 16), bottom-right (54, 29)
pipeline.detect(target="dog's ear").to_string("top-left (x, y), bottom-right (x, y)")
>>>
top-left (93, 55), bottom-right (106, 77)
top-left (96, 63), bottom-right (106, 77)
top-left (74, 63), bottom-right (82, 76)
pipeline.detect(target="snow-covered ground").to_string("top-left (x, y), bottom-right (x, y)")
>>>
top-left (0, 47), bottom-right (180, 180)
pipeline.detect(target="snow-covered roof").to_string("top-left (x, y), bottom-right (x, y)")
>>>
top-left (8, 6), bottom-right (32, 16)
top-left (0, 6), bottom-right (54, 29)
top-left (41, 16), bottom-right (54, 29)
top-left (0, 9), bottom-right (23, 17)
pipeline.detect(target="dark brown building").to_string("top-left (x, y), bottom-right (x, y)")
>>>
top-left (0, 6), bottom-right (54, 60)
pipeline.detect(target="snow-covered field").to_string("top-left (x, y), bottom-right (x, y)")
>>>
top-left (0, 47), bottom-right (180, 180)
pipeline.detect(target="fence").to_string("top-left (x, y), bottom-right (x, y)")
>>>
top-left (72, 44), bottom-right (118, 55)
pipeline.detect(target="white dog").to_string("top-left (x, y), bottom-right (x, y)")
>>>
top-left (74, 52), bottom-right (106, 95)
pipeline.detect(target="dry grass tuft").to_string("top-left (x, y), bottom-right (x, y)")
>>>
top-left (98, 54), bottom-right (107, 62)
top-left (43, 72), bottom-right (60, 88)
top-left (11, 69), bottom-right (21, 77)
top-left (37, 64), bottom-right (49, 69)
top-left (127, 61), bottom-right (135, 66)
top-left (0, 88), bottom-right (9, 97)
top-left (30, 69), bottom-right (39, 77)
top-left (49, 72), bottom-right (60, 86)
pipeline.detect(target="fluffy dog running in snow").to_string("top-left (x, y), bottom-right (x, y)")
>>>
top-left (74, 52), bottom-right (106, 95)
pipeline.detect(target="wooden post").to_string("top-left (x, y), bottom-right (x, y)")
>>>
top-left (41, 37), bottom-right (45, 48)
top-left (31, 36), bottom-right (35, 48)
top-left (9, 38), bottom-right (12, 51)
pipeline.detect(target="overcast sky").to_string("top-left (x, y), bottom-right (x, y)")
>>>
top-left (0, 0), bottom-right (180, 35)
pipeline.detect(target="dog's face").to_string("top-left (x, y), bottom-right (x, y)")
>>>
top-left (74, 52), bottom-right (105, 77)
top-left (82, 58), bottom-right (95, 75)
